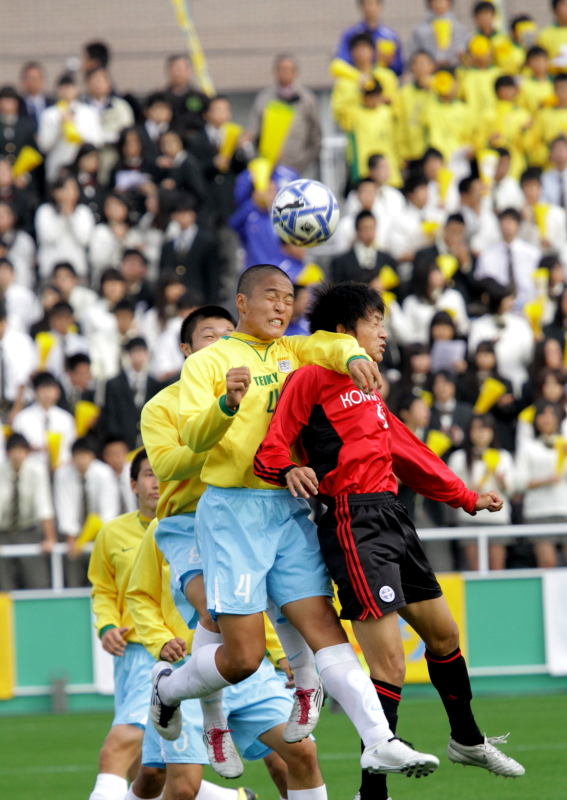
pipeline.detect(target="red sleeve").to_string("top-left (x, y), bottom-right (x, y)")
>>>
top-left (387, 410), bottom-right (478, 514)
top-left (254, 366), bottom-right (321, 486)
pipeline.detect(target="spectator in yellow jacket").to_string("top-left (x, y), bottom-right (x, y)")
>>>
top-left (518, 47), bottom-right (554, 115)
top-left (342, 79), bottom-right (402, 186)
top-left (530, 73), bottom-right (567, 166)
top-left (472, 1), bottom-right (518, 73)
top-left (475, 75), bottom-right (532, 179)
top-left (457, 35), bottom-right (501, 120)
top-left (330, 32), bottom-right (398, 129)
top-left (537, 0), bottom-right (567, 64)
top-left (421, 70), bottom-right (474, 168)
top-left (393, 49), bottom-right (435, 164)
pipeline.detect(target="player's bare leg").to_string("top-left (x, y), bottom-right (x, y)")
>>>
top-left (89, 724), bottom-right (144, 800)
top-left (259, 723), bottom-right (325, 799)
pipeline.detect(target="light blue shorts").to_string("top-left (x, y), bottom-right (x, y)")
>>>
top-left (196, 486), bottom-right (333, 618)
top-left (154, 514), bottom-right (202, 630)
top-left (142, 656), bottom-right (293, 767)
top-left (112, 643), bottom-right (155, 729)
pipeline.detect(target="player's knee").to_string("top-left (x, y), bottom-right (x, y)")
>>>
top-left (167, 775), bottom-right (201, 800)
top-left (133, 766), bottom-right (165, 798)
top-left (382, 652), bottom-right (406, 687)
top-left (284, 739), bottom-right (320, 777)
top-left (426, 620), bottom-right (460, 657)
top-left (229, 654), bottom-right (262, 682)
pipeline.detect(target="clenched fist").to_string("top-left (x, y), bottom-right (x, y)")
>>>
top-left (225, 366), bottom-right (251, 410)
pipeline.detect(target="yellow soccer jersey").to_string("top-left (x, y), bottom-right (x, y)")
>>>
top-left (421, 96), bottom-right (474, 165)
top-left (475, 100), bottom-right (532, 179)
top-left (331, 68), bottom-right (398, 129)
top-left (178, 330), bottom-right (368, 490)
top-left (88, 510), bottom-right (152, 643)
top-left (392, 82), bottom-right (430, 161)
top-left (518, 76), bottom-right (555, 115)
top-left (141, 381), bottom-right (205, 518)
top-left (529, 106), bottom-right (567, 166)
top-left (537, 24), bottom-right (567, 61)
top-left (457, 66), bottom-right (501, 120)
top-left (342, 103), bottom-right (402, 186)
top-left (126, 518), bottom-right (194, 660)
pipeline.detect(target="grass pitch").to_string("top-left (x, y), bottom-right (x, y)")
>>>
top-left (1, 694), bottom-right (566, 800)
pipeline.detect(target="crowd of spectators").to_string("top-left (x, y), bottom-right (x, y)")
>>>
top-left (2, 0), bottom-right (567, 589)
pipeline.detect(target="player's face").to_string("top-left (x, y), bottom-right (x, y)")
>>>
top-left (132, 459), bottom-right (160, 513)
top-left (236, 275), bottom-right (294, 341)
top-left (190, 317), bottom-right (235, 354)
top-left (352, 310), bottom-right (387, 363)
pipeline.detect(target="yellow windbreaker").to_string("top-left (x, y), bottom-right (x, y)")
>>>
top-left (392, 81), bottom-right (430, 162)
top-left (528, 106), bottom-right (567, 166)
top-left (178, 331), bottom-right (368, 490)
top-left (421, 96), bottom-right (474, 165)
top-left (141, 381), bottom-right (205, 518)
top-left (474, 100), bottom-right (532, 179)
top-left (537, 24), bottom-right (567, 60)
top-left (518, 76), bottom-right (555, 115)
top-left (88, 510), bottom-right (152, 643)
top-left (457, 66), bottom-right (501, 120)
top-left (341, 103), bottom-right (402, 186)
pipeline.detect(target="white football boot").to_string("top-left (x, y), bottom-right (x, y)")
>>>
top-left (447, 733), bottom-right (525, 777)
top-left (203, 727), bottom-right (244, 779)
top-left (283, 679), bottom-right (324, 742)
top-left (149, 662), bottom-right (182, 741)
top-left (361, 737), bottom-right (440, 777)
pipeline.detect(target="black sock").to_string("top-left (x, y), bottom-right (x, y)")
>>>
top-left (359, 680), bottom-right (401, 800)
top-left (425, 647), bottom-right (483, 746)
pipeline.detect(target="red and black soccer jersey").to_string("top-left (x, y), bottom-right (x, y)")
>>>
top-left (254, 365), bottom-right (478, 513)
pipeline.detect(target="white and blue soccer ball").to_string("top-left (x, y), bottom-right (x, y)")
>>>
top-left (271, 179), bottom-right (340, 247)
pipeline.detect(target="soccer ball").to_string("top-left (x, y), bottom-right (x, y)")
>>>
top-left (271, 179), bottom-right (339, 247)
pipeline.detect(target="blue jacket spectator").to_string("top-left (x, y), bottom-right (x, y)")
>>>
top-left (335, 0), bottom-right (403, 76)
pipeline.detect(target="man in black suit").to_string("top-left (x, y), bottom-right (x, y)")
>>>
top-left (331, 210), bottom-right (397, 284)
top-left (0, 86), bottom-right (36, 167)
top-left (102, 337), bottom-right (161, 451)
top-left (413, 213), bottom-right (476, 305)
top-left (159, 194), bottom-right (220, 302)
top-left (18, 62), bottom-right (55, 132)
top-left (163, 54), bottom-right (207, 133)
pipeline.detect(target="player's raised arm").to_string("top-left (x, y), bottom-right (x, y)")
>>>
top-left (254, 367), bottom-right (320, 496)
top-left (178, 348), bottom-right (246, 454)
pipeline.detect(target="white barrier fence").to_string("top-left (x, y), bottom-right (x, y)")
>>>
top-left (1, 524), bottom-right (565, 589)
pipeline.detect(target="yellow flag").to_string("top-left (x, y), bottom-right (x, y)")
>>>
top-left (0, 594), bottom-right (14, 700)
top-left (74, 401), bottom-right (100, 438)
top-left (377, 265), bottom-right (400, 290)
top-left (469, 34), bottom-right (492, 59)
top-left (524, 296), bottom-right (546, 339)
top-left (436, 253), bottom-right (459, 281)
top-left (35, 332), bottom-right (57, 370)
top-left (329, 58), bottom-right (362, 83)
top-left (381, 290), bottom-right (397, 309)
top-left (419, 390), bottom-right (434, 408)
top-left (62, 119), bottom-right (82, 144)
top-left (518, 404), bottom-right (536, 424)
top-left (2, 425), bottom-right (12, 440)
top-left (437, 167), bottom-right (453, 202)
top-left (75, 513), bottom-right (103, 551)
top-left (258, 100), bottom-right (296, 165)
top-left (432, 19), bottom-right (453, 51)
top-left (482, 448), bottom-right (501, 474)
top-left (473, 377), bottom-right (507, 414)
top-left (426, 429), bottom-right (453, 457)
top-left (431, 70), bottom-right (455, 97)
top-left (169, 0), bottom-right (215, 97)
top-left (11, 145), bottom-right (43, 178)
top-left (555, 437), bottom-right (566, 476)
top-left (248, 157), bottom-right (272, 193)
top-left (533, 204), bottom-right (549, 238)
top-left (218, 122), bottom-right (243, 166)
top-left (46, 431), bottom-right (62, 470)
top-left (421, 220), bottom-right (439, 239)
top-left (376, 39), bottom-right (397, 66)
top-left (296, 263), bottom-right (325, 286)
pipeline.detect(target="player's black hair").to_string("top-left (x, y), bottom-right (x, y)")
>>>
top-left (446, 212), bottom-right (465, 225)
top-left (48, 301), bottom-right (74, 318)
top-left (367, 153), bottom-right (385, 170)
top-left (72, 437), bottom-right (97, 456)
top-left (498, 206), bottom-right (521, 224)
top-left (355, 210), bottom-right (376, 230)
top-left (130, 448), bottom-right (149, 482)
top-left (520, 167), bottom-right (542, 186)
top-left (554, 73), bottom-right (567, 86)
top-left (422, 147), bottom-right (444, 163)
top-left (6, 432), bottom-right (30, 452)
top-left (306, 281), bottom-right (385, 335)
top-left (66, 352), bottom-right (91, 371)
top-left (84, 41), bottom-right (110, 68)
top-left (494, 75), bottom-right (516, 92)
top-left (32, 371), bottom-right (59, 390)
top-left (473, 1), bottom-right (495, 16)
top-left (403, 174), bottom-right (428, 196)
top-left (236, 264), bottom-right (292, 299)
top-left (526, 46), bottom-right (548, 60)
top-left (52, 261), bottom-right (77, 277)
top-left (102, 434), bottom-right (129, 450)
top-left (348, 32), bottom-right (375, 51)
top-left (180, 304), bottom-right (236, 347)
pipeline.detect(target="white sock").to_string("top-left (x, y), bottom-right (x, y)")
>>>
top-left (266, 609), bottom-right (319, 692)
top-left (124, 787), bottom-right (162, 800)
top-left (288, 785), bottom-right (327, 800)
top-left (315, 644), bottom-right (392, 746)
top-left (191, 622), bottom-right (223, 654)
top-left (89, 773), bottom-right (128, 800)
top-left (159, 643), bottom-right (231, 705)
top-left (196, 779), bottom-right (238, 800)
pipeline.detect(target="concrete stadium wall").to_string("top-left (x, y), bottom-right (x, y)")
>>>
top-left (0, 1), bottom-right (553, 95)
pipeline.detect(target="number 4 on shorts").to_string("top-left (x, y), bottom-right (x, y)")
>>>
top-left (234, 574), bottom-right (251, 603)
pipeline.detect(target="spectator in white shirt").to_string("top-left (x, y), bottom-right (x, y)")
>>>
top-left (448, 414), bottom-right (516, 571)
top-left (0, 301), bottom-right (37, 422)
top-left (37, 73), bottom-right (104, 182)
top-left (81, 267), bottom-right (126, 339)
top-left (41, 301), bottom-right (90, 379)
top-left (519, 168), bottom-right (567, 254)
top-left (53, 437), bottom-right (120, 585)
top-left (101, 435), bottom-right (137, 514)
top-left (344, 154), bottom-right (405, 229)
top-left (50, 261), bottom-right (98, 320)
top-left (89, 193), bottom-right (144, 284)
top-left (12, 371), bottom-right (76, 471)
top-left (541, 136), bottom-right (567, 211)
top-left (468, 280), bottom-right (534, 394)
top-left (333, 178), bottom-right (382, 254)
top-left (35, 174), bottom-right (95, 281)
top-left (474, 208), bottom-right (540, 313)
top-left (516, 401), bottom-right (567, 568)
top-left (149, 290), bottom-right (196, 381)
top-left (401, 259), bottom-right (469, 344)
top-left (0, 257), bottom-right (40, 333)
top-left (84, 66), bottom-right (134, 182)
top-left (0, 201), bottom-right (36, 289)
top-left (89, 298), bottom-right (140, 382)
top-left (490, 148), bottom-right (524, 213)
top-left (458, 176), bottom-right (501, 256)
top-left (0, 432), bottom-right (56, 591)
top-left (387, 175), bottom-right (444, 273)
top-left (422, 147), bottom-right (460, 214)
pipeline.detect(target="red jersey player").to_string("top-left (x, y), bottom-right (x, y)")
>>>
top-left (254, 282), bottom-right (525, 800)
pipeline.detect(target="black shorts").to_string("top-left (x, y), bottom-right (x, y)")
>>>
top-left (318, 491), bottom-right (442, 621)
